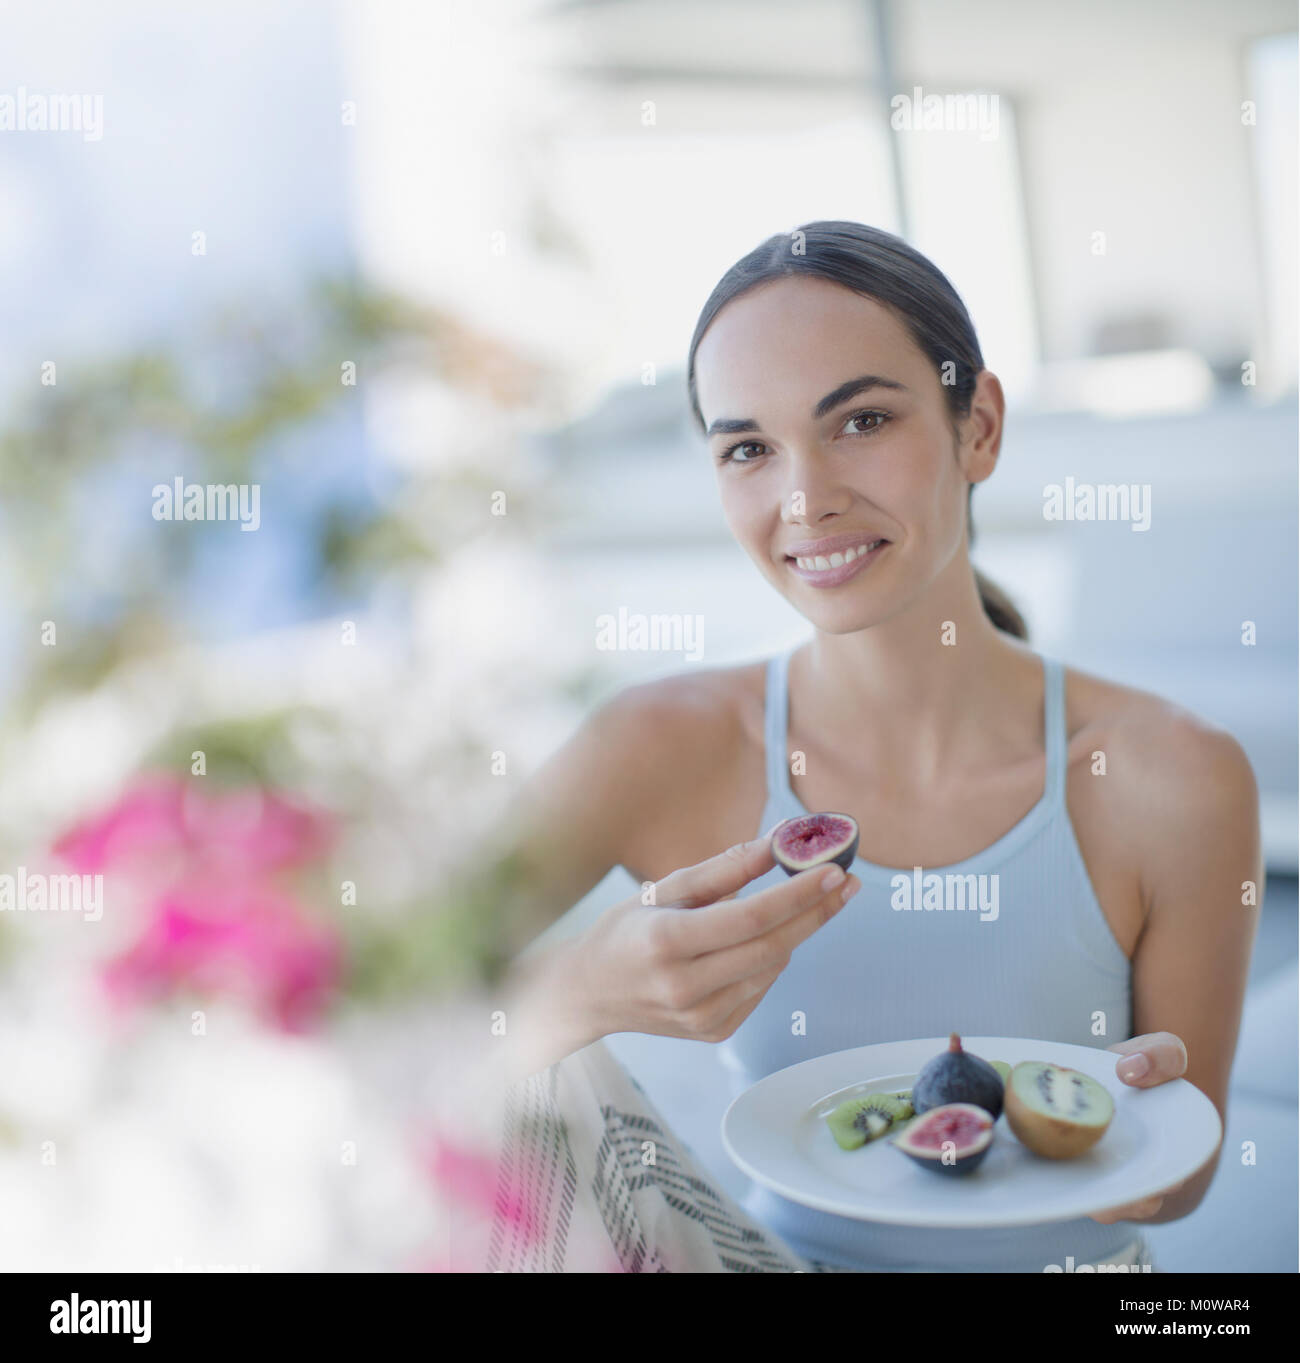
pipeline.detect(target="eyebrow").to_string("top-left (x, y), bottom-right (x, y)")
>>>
top-left (705, 374), bottom-right (909, 438)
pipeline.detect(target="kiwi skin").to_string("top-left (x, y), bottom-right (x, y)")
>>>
top-left (1004, 1062), bottom-right (1114, 1159)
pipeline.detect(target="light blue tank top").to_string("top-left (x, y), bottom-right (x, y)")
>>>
top-left (716, 646), bottom-right (1139, 1271)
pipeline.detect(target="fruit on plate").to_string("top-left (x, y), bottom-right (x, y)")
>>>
top-left (1004, 1061), bottom-right (1115, 1159)
top-left (770, 812), bottom-right (860, 876)
top-left (885, 1090), bottom-right (914, 1119)
top-left (892, 1103), bottom-right (995, 1176)
top-left (990, 1060), bottom-right (1011, 1083)
top-left (826, 1092), bottom-right (911, 1150)
top-left (912, 1033), bottom-right (1006, 1120)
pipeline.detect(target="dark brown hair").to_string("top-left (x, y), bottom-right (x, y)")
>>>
top-left (686, 220), bottom-right (1028, 640)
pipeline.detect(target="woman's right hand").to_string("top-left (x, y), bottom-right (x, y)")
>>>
top-left (572, 830), bottom-right (860, 1045)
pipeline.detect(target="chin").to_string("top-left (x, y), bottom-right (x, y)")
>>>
top-left (774, 591), bottom-right (896, 635)
top-left (801, 609), bottom-right (893, 636)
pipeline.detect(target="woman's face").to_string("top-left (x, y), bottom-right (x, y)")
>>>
top-left (693, 274), bottom-right (1000, 635)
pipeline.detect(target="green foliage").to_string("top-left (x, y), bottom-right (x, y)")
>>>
top-left (0, 274), bottom-right (547, 711)
top-left (0, 274), bottom-right (575, 1008)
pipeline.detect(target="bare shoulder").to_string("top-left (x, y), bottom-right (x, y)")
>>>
top-left (1063, 663), bottom-right (1258, 804)
top-left (1061, 661), bottom-right (1260, 908)
top-left (507, 658), bottom-right (771, 917)
top-left (594, 659), bottom-right (767, 757)
top-left (1056, 661), bottom-right (1261, 942)
top-left (590, 659), bottom-right (771, 877)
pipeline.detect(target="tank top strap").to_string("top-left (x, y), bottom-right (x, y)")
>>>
top-left (1041, 654), bottom-right (1067, 806)
top-left (763, 648), bottom-right (795, 802)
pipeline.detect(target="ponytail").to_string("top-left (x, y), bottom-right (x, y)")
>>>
top-left (974, 569), bottom-right (1028, 640)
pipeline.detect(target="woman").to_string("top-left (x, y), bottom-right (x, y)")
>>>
top-left (497, 221), bottom-right (1261, 1272)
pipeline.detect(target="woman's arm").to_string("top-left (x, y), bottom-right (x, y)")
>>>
top-left (1095, 713), bottom-right (1262, 1224)
top-left (477, 676), bottom-right (852, 1081)
top-left (489, 682), bottom-right (684, 960)
top-left (465, 683), bottom-right (681, 1078)
top-left (492, 670), bottom-right (758, 958)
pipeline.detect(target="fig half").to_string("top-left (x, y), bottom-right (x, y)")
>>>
top-left (770, 812), bottom-right (859, 877)
top-left (1004, 1061), bottom-right (1114, 1159)
top-left (892, 1102), bottom-right (994, 1176)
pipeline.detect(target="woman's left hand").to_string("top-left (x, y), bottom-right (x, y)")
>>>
top-left (1088, 1031), bottom-right (1190, 1224)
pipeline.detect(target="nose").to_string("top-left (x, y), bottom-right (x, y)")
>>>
top-left (779, 446), bottom-right (853, 525)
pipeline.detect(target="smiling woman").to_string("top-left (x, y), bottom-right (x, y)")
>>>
top-left (688, 221), bottom-right (1027, 640)
top-left (493, 220), bottom-right (1261, 1274)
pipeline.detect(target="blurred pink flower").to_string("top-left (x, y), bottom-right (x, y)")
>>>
top-left (101, 882), bottom-right (344, 1033)
top-left (422, 1135), bottom-right (540, 1247)
top-left (54, 773), bottom-right (333, 876)
top-left (52, 772), bottom-right (344, 1033)
top-left (413, 1134), bottom-right (630, 1271)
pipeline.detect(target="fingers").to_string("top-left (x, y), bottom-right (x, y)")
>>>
top-left (669, 861), bottom-right (858, 957)
top-left (676, 962), bottom-right (785, 1044)
top-left (1091, 1195), bottom-right (1166, 1225)
top-left (651, 832), bottom-right (778, 911)
top-left (678, 870), bottom-right (860, 994)
top-left (1090, 1178), bottom-right (1184, 1223)
top-left (711, 968), bottom-right (782, 1038)
top-left (1107, 1032), bottom-right (1188, 1087)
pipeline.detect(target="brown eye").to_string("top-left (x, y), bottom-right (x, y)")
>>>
top-left (841, 410), bottom-right (889, 436)
top-left (721, 440), bottom-right (766, 464)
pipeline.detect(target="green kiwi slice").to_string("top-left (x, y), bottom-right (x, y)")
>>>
top-left (826, 1092), bottom-right (911, 1151)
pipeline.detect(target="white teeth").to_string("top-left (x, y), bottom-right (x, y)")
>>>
top-left (793, 540), bottom-right (883, 572)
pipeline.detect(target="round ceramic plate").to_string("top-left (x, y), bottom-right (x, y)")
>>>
top-left (720, 1036), bottom-right (1222, 1228)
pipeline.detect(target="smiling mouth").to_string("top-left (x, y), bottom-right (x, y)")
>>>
top-left (788, 538), bottom-right (887, 572)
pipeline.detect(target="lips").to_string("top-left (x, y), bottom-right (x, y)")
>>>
top-left (787, 537), bottom-right (887, 572)
top-left (784, 537), bottom-right (888, 586)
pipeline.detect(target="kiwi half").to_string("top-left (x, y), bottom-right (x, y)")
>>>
top-left (1004, 1061), bottom-right (1114, 1159)
top-left (826, 1093), bottom-right (911, 1151)
top-left (884, 1090), bottom-right (915, 1119)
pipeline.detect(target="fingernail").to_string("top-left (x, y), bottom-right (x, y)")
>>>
top-left (1118, 1053), bottom-right (1150, 1082)
top-left (820, 865), bottom-right (845, 891)
top-left (840, 876), bottom-right (860, 904)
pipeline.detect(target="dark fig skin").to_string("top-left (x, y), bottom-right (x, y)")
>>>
top-left (912, 1033), bottom-right (1005, 1120)
top-left (770, 812), bottom-right (860, 877)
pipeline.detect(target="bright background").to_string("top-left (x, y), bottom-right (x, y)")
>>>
top-left (0, 0), bottom-right (1295, 1272)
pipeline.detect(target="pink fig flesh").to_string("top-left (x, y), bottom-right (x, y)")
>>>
top-left (770, 812), bottom-right (860, 876)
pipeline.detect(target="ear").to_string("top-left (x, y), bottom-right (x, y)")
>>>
top-left (957, 370), bottom-right (1004, 487)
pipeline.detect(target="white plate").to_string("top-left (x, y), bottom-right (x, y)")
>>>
top-left (720, 1036), bottom-right (1222, 1228)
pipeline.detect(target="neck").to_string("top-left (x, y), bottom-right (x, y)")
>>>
top-left (795, 561), bottom-right (1036, 782)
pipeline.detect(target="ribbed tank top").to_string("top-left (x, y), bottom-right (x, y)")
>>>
top-left (716, 646), bottom-right (1140, 1271)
